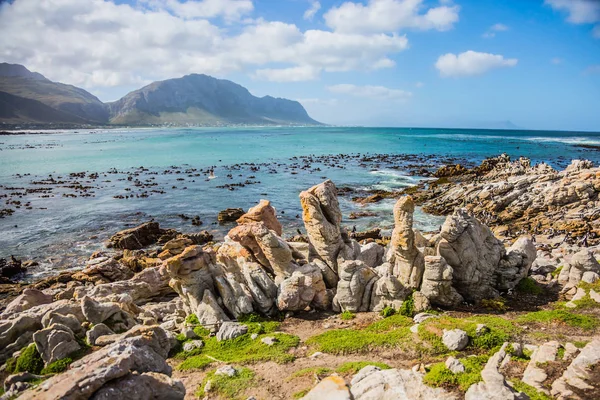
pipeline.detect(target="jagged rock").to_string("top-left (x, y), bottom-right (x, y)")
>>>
top-left (218, 208), bottom-right (244, 223)
top-left (158, 238), bottom-right (194, 260)
top-left (332, 260), bottom-right (378, 313)
top-left (389, 196), bottom-right (425, 289)
top-left (496, 237), bottom-right (537, 291)
top-left (215, 365), bottom-right (237, 377)
top-left (465, 343), bottom-right (528, 400)
top-left (412, 291), bottom-right (431, 313)
top-left (214, 273), bottom-right (254, 317)
top-left (86, 323), bottom-right (115, 346)
top-left (1, 288), bottom-right (53, 317)
top-left (522, 341), bottom-right (560, 394)
top-left (95, 326), bottom-right (172, 356)
top-left (300, 180), bottom-right (358, 288)
top-left (90, 371), bottom-right (185, 400)
top-left (551, 338), bottom-right (600, 399)
top-left (277, 263), bottom-right (329, 311)
top-left (442, 329), bottom-right (469, 351)
top-left (42, 312), bottom-right (83, 338)
top-left (302, 375), bottom-right (351, 400)
top-left (73, 257), bottom-right (135, 284)
top-left (369, 271), bottom-right (408, 312)
top-left (558, 249), bottom-right (600, 292)
top-left (350, 366), bottom-right (457, 399)
top-left (446, 356), bottom-right (465, 373)
top-left (33, 323), bottom-right (81, 364)
top-left (420, 256), bottom-right (463, 307)
top-left (3, 372), bottom-right (44, 393)
top-left (107, 222), bottom-right (164, 250)
top-left (183, 231), bottom-right (214, 245)
top-left (216, 322), bottom-right (248, 341)
top-left (237, 199), bottom-right (283, 236)
top-left (413, 312), bottom-right (437, 324)
top-left (81, 296), bottom-right (121, 324)
top-left (183, 340), bottom-right (204, 352)
top-left (358, 242), bottom-right (385, 268)
top-left (18, 329), bottom-right (173, 400)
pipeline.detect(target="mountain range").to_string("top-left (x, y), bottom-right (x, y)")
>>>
top-left (0, 63), bottom-right (320, 127)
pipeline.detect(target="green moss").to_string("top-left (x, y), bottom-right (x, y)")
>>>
top-left (423, 355), bottom-right (488, 391)
top-left (399, 293), bottom-right (415, 317)
top-left (480, 297), bottom-right (508, 312)
top-left (238, 313), bottom-right (281, 334)
top-left (517, 310), bottom-right (598, 330)
top-left (290, 367), bottom-right (332, 379)
top-left (573, 340), bottom-right (589, 348)
top-left (185, 313), bottom-right (200, 325)
top-left (293, 389), bottom-right (309, 398)
top-left (379, 306), bottom-right (396, 318)
top-left (177, 332), bottom-right (299, 370)
top-left (306, 316), bottom-right (412, 355)
top-left (516, 277), bottom-right (542, 295)
top-left (556, 347), bottom-right (565, 360)
top-left (196, 367), bottom-right (256, 399)
top-left (510, 380), bottom-right (553, 400)
top-left (336, 361), bottom-right (391, 374)
top-left (193, 326), bottom-right (211, 337)
top-left (178, 355), bottom-right (214, 371)
top-left (15, 344), bottom-right (44, 374)
top-left (572, 294), bottom-right (600, 309)
top-left (550, 266), bottom-right (563, 278)
top-left (41, 357), bottom-right (73, 374)
top-left (340, 311), bottom-right (356, 320)
top-left (418, 315), bottom-right (520, 354)
top-left (5, 357), bottom-right (17, 374)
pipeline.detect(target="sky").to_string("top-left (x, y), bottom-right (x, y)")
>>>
top-left (0, 0), bottom-right (599, 131)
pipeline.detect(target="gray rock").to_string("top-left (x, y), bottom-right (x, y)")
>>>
top-left (214, 273), bottom-right (254, 317)
top-left (420, 256), bottom-right (463, 307)
top-left (215, 365), bottom-right (237, 377)
top-left (86, 323), bottom-right (115, 346)
top-left (551, 338), bottom-right (600, 399)
top-left (182, 340), bottom-right (204, 352)
top-left (261, 337), bottom-right (277, 346)
top-left (442, 329), bottom-right (469, 351)
top-left (42, 312), bottom-right (84, 338)
top-left (181, 326), bottom-right (197, 339)
top-left (33, 323), bottom-right (81, 364)
top-left (358, 242), bottom-right (385, 268)
top-left (522, 341), bottom-right (559, 394)
top-left (90, 371), bottom-right (185, 400)
top-left (389, 197), bottom-right (425, 289)
top-left (216, 322), bottom-right (248, 341)
top-left (277, 263), bottom-right (330, 311)
top-left (1, 288), bottom-right (53, 317)
top-left (495, 237), bottom-right (537, 291)
top-left (332, 260), bottom-right (378, 313)
top-left (413, 313), bottom-right (437, 324)
top-left (445, 356), bottom-right (465, 374)
top-left (81, 296), bottom-right (121, 324)
top-left (302, 375), bottom-right (351, 400)
top-left (558, 249), bottom-right (600, 292)
top-left (369, 272), bottom-right (408, 312)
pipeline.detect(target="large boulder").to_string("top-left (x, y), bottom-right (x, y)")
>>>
top-left (332, 260), bottom-right (378, 313)
top-left (389, 196), bottom-right (425, 289)
top-left (214, 273), bottom-right (254, 317)
top-left (1, 288), bottom-right (53, 317)
top-left (33, 323), bottom-right (81, 364)
top-left (236, 199), bottom-right (283, 236)
top-left (369, 271), bottom-right (408, 312)
top-left (107, 222), bottom-right (164, 250)
top-left (558, 249), bottom-right (600, 292)
top-left (420, 256), bottom-right (463, 307)
top-left (350, 365), bottom-right (457, 399)
top-left (496, 237), bottom-right (537, 291)
top-left (216, 322), bottom-right (248, 341)
top-left (90, 371), bottom-right (185, 400)
top-left (277, 263), bottom-right (329, 311)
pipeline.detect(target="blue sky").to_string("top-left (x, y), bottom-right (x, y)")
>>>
top-left (1, 0), bottom-right (599, 131)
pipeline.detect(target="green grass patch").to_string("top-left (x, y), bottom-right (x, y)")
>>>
top-left (423, 355), bottom-right (488, 391)
top-left (41, 357), bottom-right (72, 374)
top-left (399, 293), bottom-right (415, 317)
top-left (293, 389), bottom-right (309, 399)
top-left (238, 313), bottom-right (281, 335)
top-left (177, 332), bottom-right (299, 370)
top-left (196, 367), bottom-right (256, 399)
top-left (14, 344), bottom-right (44, 374)
top-left (550, 266), bottom-right (563, 278)
top-left (418, 315), bottom-right (520, 354)
top-left (573, 340), bottom-right (589, 348)
top-left (306, 315), bottom-right (412, 355)
top-left (340, 310), bottom-right (355, 320)
top-left (516, 277), bottom-right (542, 295)
top-left (379, 306), bottom-right (396, 318)
top-left (510, 380), bottom-right (552, 400)
top-left (290, 367), bottom-right (332, 379)
top-left (185, 313), bottom-right (200, 325)
top-left (335, 361), bottom-right (391, 374)
top-left (517, 309), bottom-right (598, 330)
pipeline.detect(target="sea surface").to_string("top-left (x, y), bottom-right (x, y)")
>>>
top-left (1, 126), bottom-right (599, 279)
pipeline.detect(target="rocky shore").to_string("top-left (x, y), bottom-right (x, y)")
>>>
top-left (1, 155), bottom-right (599, 399)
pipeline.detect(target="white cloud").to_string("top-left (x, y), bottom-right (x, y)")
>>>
top-left (482, 23), bottom-right (509, 38)
top-left (303, 1), bottom-right (321, 21)
top-left (323, 0), bottom-right (459, 34)
top-left (545, 0), bottom-right (600, 38)
top-left (0, 0), bottom-right (409, 89)
top-left (435, 50), bottom-right (518, 77)
top-left (327, 83), bottom-right (412, 99)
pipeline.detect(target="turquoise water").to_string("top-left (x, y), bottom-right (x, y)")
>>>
top-left (1, 126), bottom-right (599, 277)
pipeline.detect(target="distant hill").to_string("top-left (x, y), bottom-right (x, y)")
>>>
top-left (107, 74), bottom-right (320, 126)
top-left (0, 64), bottom-right (320, 127)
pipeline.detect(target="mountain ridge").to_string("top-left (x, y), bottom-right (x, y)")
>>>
top-left (0, 64), bottom-right (320, 127)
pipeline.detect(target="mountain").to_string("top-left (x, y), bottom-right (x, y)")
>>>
top-left (0, 64), bottom-right (109, 123)
top-left (107, 74), bottom-right (320, 126)
top-left (0, 91), bottom-right (89, 124)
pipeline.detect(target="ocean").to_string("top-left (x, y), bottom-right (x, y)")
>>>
top-left (1, 126), bottom-right (599, 278)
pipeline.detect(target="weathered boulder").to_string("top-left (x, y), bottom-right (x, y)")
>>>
top-left (302, 375), bottom-right (352, 400)
top-left (332, 260), bottom-right (378, 313)
top-left (551, 338), bottom-right (600, 399)
top-left (107, 222), bottom-right (164, 250)
top-left (33, 323), bottom-right (81, 364)
top-left (496, 237), bottom-right (537, 291)
top-left (445, 356), bottom-right (465, 374)
top-left (73, 257), bottom-right (135, 284)
top-left (1, 288), bottom-right (53, 317)
top-left (358, 242), bottom-right (385, 268)
top-left (81, 296), bottom-right (121, 324)
top-left (237, 199), bottom-right (283, 236)
top-left (442, 329), bottom-right (469, 351)
top-left (522, 341), bottom-right (559, 394)
top-left (350, 365), bottom-right (457, 399)
top-left (218, 208), bottom-right (244, 223)
top-left (277, 263), bottom-right (330, 311)
top-left (216, 322), bottom-right (248, 341)
top-left (465, 343), bottom-right (528, 400)
top-left (369, 272), bottom-right (408, 312)
top-left (86, 323), bottom-right (115, 346)
top-left (420, 256), bottom-right (463, 307)
top-left (558, 249), bottom-right (600, 292)
top-left (214, 273), bottom-right (254, 317)
top-left (42, 312), bottom-right (84, 338)
top-left (389, 196), bottom-right (425, 289)
top-left (90, 371), bottom-right (185, 400)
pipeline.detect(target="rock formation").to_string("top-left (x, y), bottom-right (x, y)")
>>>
top-left (420, 256), bottom-right (463, 307)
